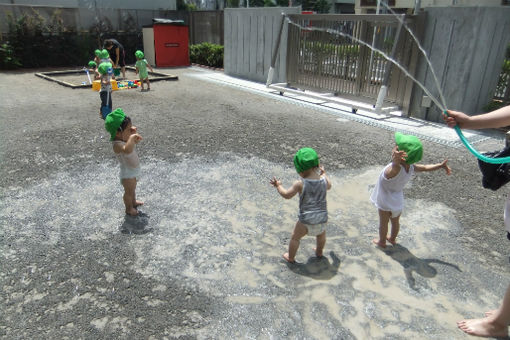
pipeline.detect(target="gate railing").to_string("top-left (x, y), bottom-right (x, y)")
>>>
top-left (285, 14), bottom-right (420, 113)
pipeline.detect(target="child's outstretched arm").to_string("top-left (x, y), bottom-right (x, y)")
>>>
top-left (414, 160), bottom-right (451, 175)
top-left (270, 177), bottom-right (302, 199)
top-left (319, 165), bottom-right (332, 190)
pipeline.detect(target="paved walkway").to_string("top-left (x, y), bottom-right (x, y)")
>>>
top-left (189, 68), bottom-right (503, 149)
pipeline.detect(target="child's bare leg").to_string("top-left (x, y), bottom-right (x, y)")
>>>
top-left (457, 284), bottom-right (510, 337)
top-left (283, 221), bottom-right (307, 263)
top-left (140, 78), bottom-right (144, 90)
top-left (146, 79), bottom-right (150, 90)
top-left (315, 231), bottom-right (326, 257)
top-left (373, 209), bottom-right (390, 248)
top-left (130, 178), bottom-right (143, 207)
top-left (387, 214), bottom-right (400, 245)
top-left (122, 178), bottom-right (138, 216)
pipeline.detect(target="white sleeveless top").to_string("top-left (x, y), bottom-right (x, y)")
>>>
top-left (370, 163), bottom-right (414, 212)
top-left (112, 141), bottom-right (140, 179)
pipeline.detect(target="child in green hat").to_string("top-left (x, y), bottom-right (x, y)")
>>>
top-left (97, 62), bottom-right (113, 119)
top-left (270, 147), bottom-right (332, 263)
top-left (93, 49), bottom-right (101, 66)
top-left (135, 50), bottom-right (154, 92)
top-left (105, 108), bottom-right (143, 216)
top-left (87, 60), bottom-right (100, 80)
top-left (371, 132), bottom-right (451, 248)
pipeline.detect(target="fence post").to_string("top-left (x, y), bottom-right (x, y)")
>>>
top-left (375, 15), bottom-right (403, 113)
top-left (266, 13), bottom-right (286, 86)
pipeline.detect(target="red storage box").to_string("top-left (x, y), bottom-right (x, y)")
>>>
top-left (153, 23), bottom-right (190, 67)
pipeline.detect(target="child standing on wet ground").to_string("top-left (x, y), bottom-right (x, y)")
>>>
top-left (98, 62), bottom-right (113, 119)
top-left (270, 147), bottom-right (332, 263)
top-left (371, 132), bottom-right (451, 248)
top-left (105, 108), bottom-right (143, 216)
top-left (135, 50), bottom-right (154, 92)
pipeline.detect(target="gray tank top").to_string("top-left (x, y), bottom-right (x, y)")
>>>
top-left (298, 177), bottom-right (328, 225)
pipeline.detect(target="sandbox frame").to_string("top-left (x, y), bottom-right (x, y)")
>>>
top-left (35, 66), bottom-right (178, 89)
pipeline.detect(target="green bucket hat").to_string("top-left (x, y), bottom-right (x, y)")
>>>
top-left (94, 49), bottom-right (101, 57)
top-left (97, 62), bottom-right (112, 75)
top-left (294, 147), bottom-right (319, 173)
top-left (88, 60), bottom-right (97, 68)
top-left (135, 50), bottom-right (144, 59)
top-left (100, 49), bottom-right (109, 59)
top-left (395, 132), bottom-right (423, 164)
top-left (105, 108), bottom-right (126, 141)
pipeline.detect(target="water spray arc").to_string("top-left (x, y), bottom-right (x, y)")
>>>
top-left (266, 12), bottom-right (509, 164)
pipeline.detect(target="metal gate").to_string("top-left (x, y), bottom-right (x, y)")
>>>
top-left (285, 14), bottom-right (420, 113)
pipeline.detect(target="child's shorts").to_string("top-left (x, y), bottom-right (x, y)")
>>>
top-left (304, 222), bottom-right (326, 236)
top-left (119, 166), bottom-right (140, 184)
top-left (389, 210), bottom-right (402, 218)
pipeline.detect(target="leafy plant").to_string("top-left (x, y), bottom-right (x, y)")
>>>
top-left (190, 42), bottom-right (224, 68)
top-left (0, 42), bottom-right (21, 69)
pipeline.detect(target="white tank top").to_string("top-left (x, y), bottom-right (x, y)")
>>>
top-left (370, 163), bottom-right (414, 212)
top-left (113, 141), bottom-right (139, 168)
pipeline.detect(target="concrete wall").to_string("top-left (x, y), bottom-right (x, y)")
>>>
top-left (224, 7), bottom-right (300, 84)
top-left (409, 7), bottom-right (510, 121)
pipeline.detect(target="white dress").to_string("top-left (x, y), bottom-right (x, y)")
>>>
top-left (370, 163), bottom-right (414, 213)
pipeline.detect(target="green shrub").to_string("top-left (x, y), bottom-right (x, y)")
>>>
top-left (0, 42), bottom-right (21, 69)
top-left (190, 42), bottom-right (224, 68)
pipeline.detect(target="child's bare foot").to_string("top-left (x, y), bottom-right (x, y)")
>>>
top-left (283, 253), bottom-right (296, 264)
top-left (126, 208), bottom-right (138, 216)
top-left (386, 237), bottom-right (397, 245)
top-left (372, 238), bottom-right (386, 248)
top-left (457, 317), bottom-right (508, 338)
top-left (134, 200), bottom-right (144, 207)
top-left (313, 248), bottom-right (324, 258)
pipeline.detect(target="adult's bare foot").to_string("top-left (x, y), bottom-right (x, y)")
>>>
top-left (484, 309), bottom-right (498, 317)
top-left (457, 317), bottom-right (508, 338)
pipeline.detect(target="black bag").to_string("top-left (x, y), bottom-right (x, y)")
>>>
top-left (478, 146), bottom-right (510, 190)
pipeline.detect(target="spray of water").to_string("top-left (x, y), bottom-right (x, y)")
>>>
top-left (286, 16), bottom-right (510, 164)
top-left (379, 2), bottom-right (448, 111)
top-left (286, 20), bottom-right (446, 112)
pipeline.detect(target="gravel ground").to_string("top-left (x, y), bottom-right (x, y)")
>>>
top-left (1, 66), bottom-right (510, 339)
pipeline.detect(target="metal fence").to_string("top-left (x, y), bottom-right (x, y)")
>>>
top-left (285, 14), bottom-right (420, 111)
